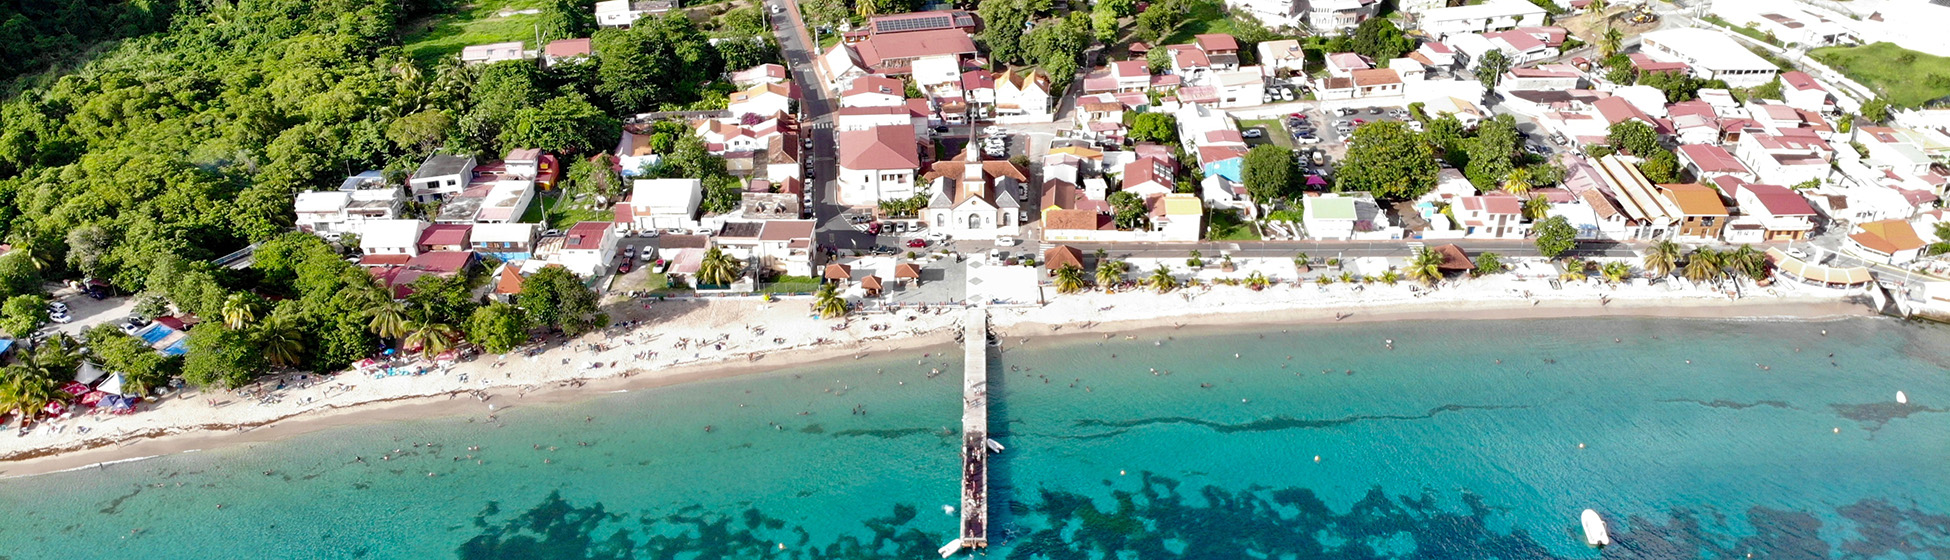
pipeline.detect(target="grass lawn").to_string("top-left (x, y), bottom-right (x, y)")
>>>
top-left (1811, 42), bottom-right (1950, 108)
top-left (1699, 15), bottom-right (1780, 47)
top-left (1159, 0), bottom-right (1241, 46)
top-left (1237, 118), bottom-right (1293, 148)
top-left (402, 0), bottom-right (550, 64)
top-left (520, 193), bottom-right (615, 230)
top-left (760, 275), bottom-right (820, 294)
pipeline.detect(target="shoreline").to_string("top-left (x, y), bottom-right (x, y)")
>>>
top-left (0, 285), bottom-right (1881, 479)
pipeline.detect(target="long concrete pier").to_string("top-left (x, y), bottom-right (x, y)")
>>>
top-left (956, 308), bottom-right (990, 552)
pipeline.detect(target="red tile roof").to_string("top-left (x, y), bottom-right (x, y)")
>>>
top-left (563, 222), bottom-right (610, 250)
top-left (1194, 33), bottom-right (1239, 52)
top-left (1741, 183), bottom-right (1817, 216)
top-left (839, 125), bottom-right (921, 170)
top-left (545, 38), bottom-right (592, 58)
top-left (418, 224), bottom-right (472, 247)
top-left (1852, 219), bottom-right (1925, 254)
top-left (1677, 144), bottom-right (1751, 174)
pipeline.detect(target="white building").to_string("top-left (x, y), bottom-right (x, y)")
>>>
top-left (360, 219), bottom-right (428, 258)
top-left (294, 171), bottom-right (406, 239)
top-left (924, 148), bottom-right (1028, 240)
top-left (595, 0), bottom-right (670, 28)
top-left (727, 82), bottom-right (795, 118)
top-left (544, 222), bottom-right (619, 277)
top-left (628, 179), bottom-right (702, 231)
top-left (470, 223), bottom-right (541, 260)
top-left (713, 220), bottom-right (817, 278)
top-left (408, 154), bottom-right (476, 202)
top-left (1213, 67), bottom-right (1267, 108)
top-left (837, 124), bottom-right (922, 205)
top-left (1258, 40), bottom-right (1307, 74)
top-left (995, 68), bottom-right (1053, 122)
top-left (1639, 29), bottom-right (1780, 88)
top-left (460, 41), bottom-right (527, 65)
top-left (1417, 0), bottom-right (1547, 39)
top-left (817, 43), bottom-right (871, 94)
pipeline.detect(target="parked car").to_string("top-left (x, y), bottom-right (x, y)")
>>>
top-left (618, 257), bottom-right (634, 274)
top-left (48, 301), bottom-right (68, 314)
top-left (1242, 128), bottom-right (1264, 138)
top-left (49, 311), bottom-right (71, 324)
top-left (1368, 107), bottom-right (1383, 114)
top-left (906, 238), bottom-right (928, 248)
top-left (1295, 136), bottom-right (1321, 145)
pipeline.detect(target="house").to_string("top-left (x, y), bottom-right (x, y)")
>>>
top-left (1455, 194), bottom-right (1528, 239)
top-left (1501, 65), bottom-right (1583, 90)
top-left (924, 147), bottom-right (1029, 239)
top-left (1736, 131), bottom-right (1834, 187)
top-left (817, 43), bottom-right (872, 93)
top-left (473, 177), bottom-right (536, 223)
top-left (1168, 44), bottom-right (1214, 85)
top-left (1198, 145), bottom-right (1248, 183)
top-left (733, 63), bottom-right (790, 87)
top-left (460, 41), bottom-right (526, 65)
top-left (1657, 183), bottom-right (1731, 240)
top-left (1202, 175), bottom-right (1253, 215)
top-left (417, 223), bottom-right (472, 253)
top-left (1677, 144), bottom-right (1757, 183)
top-left (1417, 42), bottom-right (1458, 69)
top-left (840, 75), bottom-right (907, 108)
top-left (837, 124), bottom-right (922, 205)
top-left (727, 82), bottom-right (795, 118)
top-left (1325, 52), bottom-right (1371, 77)
top-left (470, 223), bottom-right (541, 261)
top-left (294, 171), bottom-right (406, 239)
top-left (1194, 34), bottom-right (1242, 71)
top-left (360, 219), bottom-right (428, 262)
top-left (1225, 0), bottom-right (1306, 29)
top-left (1729, 182), bottom-right (1818, 241)
top-left (1122, 156), bottom-right (1177, 198)
top-left (1303, 195), bottom-right (1359, 239)
top-left (1212, 68), bottom-right (1266, 108)
top-left (1299, 0), bottom-right (1383, 32)
top-left (848, 9), bottom-right (979, 39)
top-left (490, 262), bottom-right (526, 302)
top-left (628, 179), bottom-right (702, 231)
top-left (544, 222), bottom-right (620, 277)
top-left (1593, 154), bottom-right (1682, 239)
top-left (409, 154), bottom-right (477, 202)
top-left (1418, 0), bottom-right (1547, 39)
top-left (1148, 194), bottom-right (1205, 241)
top-left (372, 251), bottom-right (478, 298)
top-left (1639, 29), bottom-right (1780, 88)
top-left (1389, 57), bottom-right (1426, 81)
top-left (851, 29), bottom-right (978, 75)
top-left (1422, 96), bottom-right (1486, 127)
top-left (1257, 39), bottom-right (1307, 74)
top-left (1351, 68), bottom-right (1404, 98)
top-left (1778, 71), bottom-right (1837, 115)
top-left (994, 68), bottom-right (1053, 122)
top-left (541, 39), bottom-right (594, 68)
top-left (594, 0), bottom-right (672, 28)
top-left (714, 220), bottom-right (817, 277)
top-left (1848, 219), bottom-right (1926, 264)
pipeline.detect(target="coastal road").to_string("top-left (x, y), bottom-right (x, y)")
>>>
top-left (769, 0), bottom-right (873, 258)
top-left (1049, 239), bottom-right (1652, 261)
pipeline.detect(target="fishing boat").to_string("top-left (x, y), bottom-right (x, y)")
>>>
top-left (1581, 509), bottom-right (1611, 547)
top-left (937, 538), bottom-right (965, 558)
top-left (1897, 390), bottom-right (1908, 404)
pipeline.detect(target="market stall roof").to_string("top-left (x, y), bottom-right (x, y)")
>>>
top-left (1043, 245), bottom-right (1083, 271)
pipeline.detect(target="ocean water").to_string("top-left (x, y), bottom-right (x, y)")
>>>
top-left (0, 316), bottom-right (1945, 559)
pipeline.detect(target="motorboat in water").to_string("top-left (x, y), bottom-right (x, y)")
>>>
top-left (1582, 509), bottom-right (1611, 547)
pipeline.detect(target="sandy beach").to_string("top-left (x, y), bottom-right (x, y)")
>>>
top-left (0, 271), bottom-right (1876, 478)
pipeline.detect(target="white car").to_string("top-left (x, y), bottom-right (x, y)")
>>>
top-left (49, 311), bottom-right (72, 324)
top-left (1295, 136), bottom-right (1322, 145)
top-left (994, 236), bottom-right (1018, 247)
top-left (1242, 128), bottom-right (1264, 138)
top-left (771, 4), bottom-right (783, 14)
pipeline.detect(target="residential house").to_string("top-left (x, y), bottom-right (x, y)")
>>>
top-left (817, 43), bottom-right (871, 93)
top-left (840, 75), bottom-right (907, 108)
top-left (1202, 175), bottom-right (1253, 215)
top-left (1303, 195), bottom-right (1359, 239)
top-left (1198, 145), bottom-right (1249, 183)
top-left (1639, 29), bottom-right (1780, 88)
top-left (851, 29), bottom-right (977, 75)
top-left (1122, 156), bottom-right (1177, 198)
top-left (360, 219), bottom-right (428, 262)
top-left (470, 223), bottom-right (541, 261)
top-left (1501, 65), bottom-right (1583, 90)
top-left (1168, 45), bottom-right (1214, 86)
top-left (1736, 131), bottom-right (1834, 187)
top-left (1389, 57), bottom-right (1426, 81)
top-left (1224, 0), bottom-right (1306, 28)
top-left (473, 177), bottom-right (536, 223)
top-left (1454, 194), bottom-right (1528, 239)
top-left (1416, 42), bottom-right (1458, 69)
top-left (408, 154), bottom-right (477, 202)
top-left (1847, 219), bottom-right (1926, 264)
top-left (543, 39), bottom-right (593, 67)
top-left (1657, 183), bottom-right (1731, 240)
top-left (372, 251), bottom-right (477, 298)
top-left (1325, 52), bottom-right (1371, 77)
top-left (995, 68), bottom-right (1053, 122)
top-left (294, 171), bottom-right (406, 239)
top-left (732, 63), bottom-right (789, 87)
top-left (417, 223), bottom-right (472, 254)
top-left (1300, 0), bottom-right (1383, 32)
top-left (713, 220), bottom-right (816, 277)
top-left (460, 41), bottom-right (526, 65)
top-left (1418, 0), bottom-right (1547, 39)
top-left (1257, 39), bottom-right (1307, 74)
top-left (846, 9), bottom-right (978, 40)
top-left (1779, 71), bottom-right (1837, 114)
top-left (1593, 154), bottom-right (1682, 239)
top-left (542, 221), bottom-right (620, 277)
top-left (728, 82), bottom-right (795, 118)
top-left (1148, 194), bottom-right (1205, 241)
top-left (1422, 96), bottom-right (1487, 127)
top-left (924, 148), bottom-right (1030, 239)
top-left (1351, 68), bottom-right (1404, 98)
top-left (627, 179), bottom-right (702, 231)
top-left (594, 0), bottom-right (671, 28)
top-left (837, 124), bottom-right (922, 205)
top-left (1213, 67), bottom-right (1266, 108)
top-left (1194, 34), bottom-right (1242, 71)
top-left (1677, 144), bottom-right (1758, 183)
top-left (1728, 182), bottom-right (1819, 242)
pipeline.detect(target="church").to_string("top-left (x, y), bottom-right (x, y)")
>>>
top-left (924, 146), bottom-right (1029, 240)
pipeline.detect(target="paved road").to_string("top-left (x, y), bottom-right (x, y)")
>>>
top-left (1040, 239), bottom-right (1651, 261)
top-left (770, 0), bottom-right (874, 256)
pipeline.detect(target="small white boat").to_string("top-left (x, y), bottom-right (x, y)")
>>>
top-left (942, 504), bottom-right (956, 516)
top-left (1582, 509), bottom-right (1611, 547)
top-left (1897, 391), bottom-right (1908, 404)
top-left (985, 438), bottom-right (1005, 453)
top-left (937, 538), bottom-right (965, 558)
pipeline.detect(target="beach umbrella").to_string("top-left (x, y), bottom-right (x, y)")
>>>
top-left (60, 382), bottom-right (90, 396)
top-left (79, 391), bottom-right (107, 406)
top-left (98, 373), bottom-right (126, 396)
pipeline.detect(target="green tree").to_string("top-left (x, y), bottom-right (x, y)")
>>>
top-left (182, 323), bottom-right (264, 389)
top-left (1133, 0), bottom-right (1187, 44)
top-left (1471, 252), bottom-right (1507, 277)
top-left (1242, 144), bottom-right (1298, 204)
top-left (1475, 49), bottom-right (1513, 88)
top-left (1607, 121), bottom-right (1660, 156)
top-left (1143, 264), bottom-right (1178, 293)
top-left (1599, 26), bottom-right (1623, 59)
top-left (1643, 240), bottom-right (1682, 278)
top-left (1336, 121), bottom-right (1439, 200)
top-left (500, 93), bottom-right (621, 154)
top-left (1681, 248), bottom-right (1725, 283)
top-left (519, 265), bottom-right (607, 335)
top-left (1092, 1), bottom-right (1121, 43)
top-left (84, 324), bottom-right (176, 395)
top-left (979, 0), bottom-right (1031, 66)
top-left (1095, 259), bottom-right (1127, 289)
top-left (254, 311), bottom-right (306, 368)
top-left (1639, 150), bottom-right (1681, 183)
top-left (537, 0), bottom-right (597, 43)
top-left (1109, 191), bottom-right (1149, 230)
top-left (1406, 248), bottom-right (1446, 287)
top-left (466, 302), bottom-right (529, 354)
top-left (406, 273), bottom-right (480, 326)
top-left (1128, 113), bottom-right (1179, 145)
top-left (1350, 17), bottom-right (1413, 60)
top-left (1533, 216), bottom-right (1577, 258)
top-left (221, 293), bottom-right (259, 330)
top-left (0, 294), bottom-right (46, 337)
top-left (696, 246), bottom-right (744, 286)
top-left (403, 321), bottom-right (459, 357)
top-left (813, 282), bottom-right (849, 319)
top-left (365, 297), bottom-right (410, 341)
top-left (1861, 99), bottom-right (1890, 123)
top-left (0, 253), bottom-right (42, 298)
top-left (1600, 261), bottom-right (1632, 283)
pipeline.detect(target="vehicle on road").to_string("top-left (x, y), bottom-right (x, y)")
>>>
top-left (995, 236), bottom-right (1018, 246)
top-left (618, 258), bottom-right (634, 274)
top-left (1368, 107), bottom-right (1383, 114)
top-left (906, 239), bottom-right (928, 248)
top-left (1295, 136), bottom-right (1321, 145)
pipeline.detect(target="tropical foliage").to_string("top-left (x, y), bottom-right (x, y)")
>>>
top-left (1053, 264), bottom-right (1087, 294)
top-left (1406, 248), bottom-right (1446, 287)
top-left (697, 246), bottom-right (744, 287)
top-left (1144, 265), bottom-right (1179, 293)
top-left (1643, 240), bottom-right (1682, 278)
top-left (814, 282), bottom-right (849, 319)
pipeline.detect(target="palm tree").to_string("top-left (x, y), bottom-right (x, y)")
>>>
top-left (813, 282), bottom-right (850, 319)
top-left (1244, 271), bottom-right (1271, 290)
top-left (403, 321), bottom-right (459, 357)
top-left (1521, 196), bottom-right (1550, 221)
top-left (1406, 247), bottom-right (1446, 287)
top-left (697, 246), bottom-right (743, 287)
top-left (1186, 249), bottom-right (1204, 268)
top-left (1642, 240), bottom-right (1682, 278)
top-left (1143, 265), bottom-right (1179, 293)
top-left (1093, 248), bottom-right (1108, 264)
top-left (1503, 167), bottom-right (1534, 195)
top-left (1726, 245), bottom-right (1767, 281)
top-left (1561, 257), bottom-right (1589, 281)
top-left (1682, 248), bottom-right (1725, 284)
top-left (220, 293), bottom-right (258, 330)
top-left (0, 373), bottom-right (58, 423)
top-left (1293, 252), bottom-right (1312, 273)
top-left (1096, 259), bottom-right (1127, 289)
top-left (365, 297), bottom-right (409, 340)
top-left (1053, 264), bottom-right (1087, 294)
top-left (1599, 26), bottom-right (1624, 59)
top-left (1600, 261), bottom-right (1632, 284)
top-left (255, 314), bottom-right (306, 368)
top-left (1379, 270), bottom-right (1402, 285)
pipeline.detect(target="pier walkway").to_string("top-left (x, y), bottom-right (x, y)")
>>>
top-left (948, 308), bottom-right (990, 555)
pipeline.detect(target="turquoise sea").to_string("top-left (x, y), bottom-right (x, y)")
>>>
top-left (0, 316), bottom-right (1945, 559)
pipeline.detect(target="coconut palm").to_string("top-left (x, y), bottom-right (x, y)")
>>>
top-left (1093, 248), bottom-right (1108, 263)
top-left (1600, 261), bottom-right (1632, 284)
top-left (1143, 264), bottom-right (1179, 293)
top-left (1379, 270), bottom-right (1402, 286)
top-left (813, 282), bottom-right (849, 319)
top-left (403, 321), bottom-right (459, 357)
top-left (1726, 245), bottom-right (1768, 281)
top-left (1642, 240), bottom-right (1682, 278)
top-left (697, 246), bottom-right (743, 287)
top-left (1096, 259), bottom-right (1127, 289)
top-left (1599, 26), bottom-right (1624, 59)
top-left (1503, 167), bottom-right (1534, 195)
top-left (255, 314), bottom-right (306, 368)
top-left (1682, 248), bottom-right (1725, 284)
top-left (1561, 257), bottom-right (1589, 281)
top-left (1244, 271), bottom-right (1271, 290)
top-left (0, 373), bottom-right (59, 423)
top-left (365, 297), bottom-right (409, 340)
top-left (220, 293), bottom-right (258, 330)
top-left (1053, 264), bottom-right (1087, 294)
top-left (1521, 196), bottom-right (1550, 220)
top-left (1406, 247), bottom-right (1446, 287)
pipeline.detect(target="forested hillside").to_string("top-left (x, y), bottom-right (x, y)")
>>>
top-left (0, 0), bottom-right (181, 87)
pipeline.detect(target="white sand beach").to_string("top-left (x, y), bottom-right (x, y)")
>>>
top-left (0, 269), bottom-right (1874, 477)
